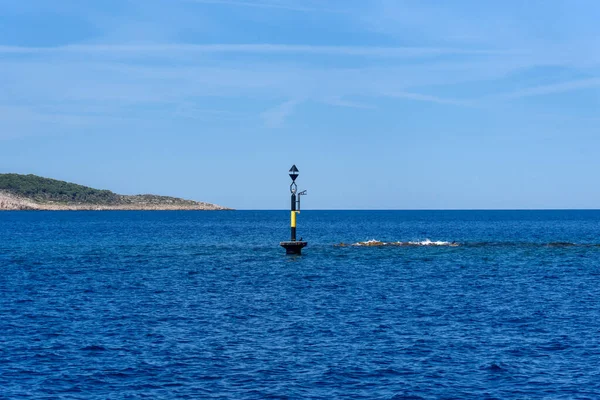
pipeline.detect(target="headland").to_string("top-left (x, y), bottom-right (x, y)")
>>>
top-left (0, 173), bottom-right (230, 211)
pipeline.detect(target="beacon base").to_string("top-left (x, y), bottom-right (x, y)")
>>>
top-left (280, 241), bottom-right (308, 255)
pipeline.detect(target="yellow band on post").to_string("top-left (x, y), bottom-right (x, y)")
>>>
top-left (291, 210), bottom-right (296, 228)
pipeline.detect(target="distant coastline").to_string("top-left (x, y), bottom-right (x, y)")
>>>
top-left (0, 174), bottom-right (231, 211)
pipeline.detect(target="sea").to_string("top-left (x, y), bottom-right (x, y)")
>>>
top-left (1, 210), bottom-right (600, 399)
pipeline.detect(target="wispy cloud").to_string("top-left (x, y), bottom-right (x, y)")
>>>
top-left (261, 99), bottom-right (301, 127)
top-left (0, 105), bottom-right (129, 140)
top-left (321, 97), bottom-right (375, 109)
top-left (1, 0), bottom-right (597, 140)
top-left (385, 91), bottom-right (473, 107)
top-left (498, 78), bottom-right (600, 99)
top-left (185, 0), bottom-right (347, 13)
top-left (0, 43), bottom-right (514, 57)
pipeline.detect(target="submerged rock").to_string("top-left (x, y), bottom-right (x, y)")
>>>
top-left (337, 239), bottom-right (459, 247)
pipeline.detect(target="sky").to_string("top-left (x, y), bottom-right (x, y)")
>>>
top-left (0, 0), bottom-right (599, 209)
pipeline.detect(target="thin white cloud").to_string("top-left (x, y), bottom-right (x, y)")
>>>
top-left (0, 43), bottom-right (514, 57)
top-left (385, 91), bottom-right (473, 107)
top-left (185, 0), bottom-right (347, 13)
top-left (499, 78), bottom-right (600, 99)
top-left (0, 105), bottom-right (129, 140)
top-left (321, 97), bottom-right (375, 109)
top-left (261, 99), bottom-right (301, 127)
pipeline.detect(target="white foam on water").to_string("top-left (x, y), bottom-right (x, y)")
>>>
top-left (408, 239), bottom-right (453, 246)
top-left (354, 239), bottom-right (384, 246)
top-left (352, 239), bottom-right (458, 247)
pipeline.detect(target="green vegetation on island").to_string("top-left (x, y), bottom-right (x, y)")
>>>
top-left (0, 173), bottom-right (119, 204)
top-left (0, 173), bottom-right (229, 210)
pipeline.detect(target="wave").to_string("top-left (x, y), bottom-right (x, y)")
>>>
top-left (336, 240), bottom-right (600, 248)
top-left (343, 239), bottom-right (459, 247)
top-left (408, 239), bottom-right (455, 246)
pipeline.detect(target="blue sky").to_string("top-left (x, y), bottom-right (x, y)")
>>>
top-left (0, 0), bottom-right (599, 209)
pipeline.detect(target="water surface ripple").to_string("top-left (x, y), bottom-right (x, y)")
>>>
top-left (1, 210), bottom-right (600, 399)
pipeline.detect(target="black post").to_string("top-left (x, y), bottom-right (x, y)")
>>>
top-left (291, 192), bottom-right (296, 241)
top-left (280, 165), bottom-right (307, 255)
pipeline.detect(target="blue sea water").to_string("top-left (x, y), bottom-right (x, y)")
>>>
top-left (1, 210), bottom-right (600, 399)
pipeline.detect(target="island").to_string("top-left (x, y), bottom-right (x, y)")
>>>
top-left (0, 173), bottom-right (231, 211)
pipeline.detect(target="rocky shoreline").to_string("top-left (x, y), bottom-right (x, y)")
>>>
top-left (0, 191), bottom-right (231, 211)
